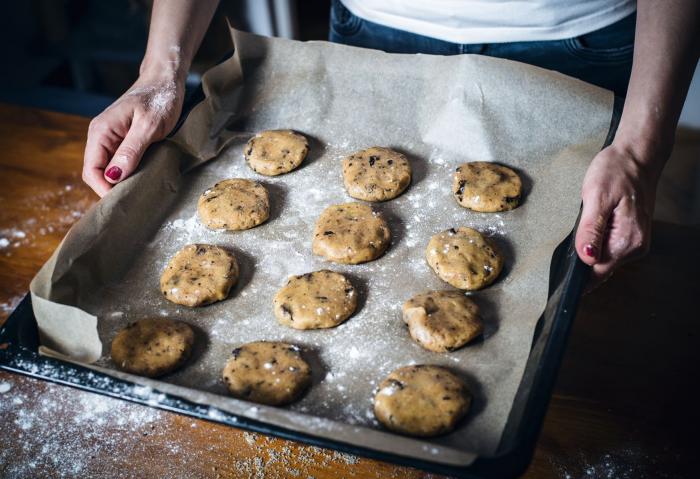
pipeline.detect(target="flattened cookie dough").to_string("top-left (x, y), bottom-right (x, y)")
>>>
top-left (244, 129), bottom-right (309, 176)
top-left (374, 365), bottom-right (471, 437)
top-left (342, 147), bottom-right (412, 201)
top-left (198, 179), bottom-right (269, 231)
top-left (426, 227), bottom-right (502, 290)
top-left (453, 162), bottom-right (522, 212)
top-left (111, 318), bottom-right (194, 378)
top-left (403, 290), bottom-right (483, 352)
top-left (160, 244), bottom-right (239, 307)
top-left (312, 202), bottom-right (391, 264)
top-left (222, 341), bottom-right (311, 406)
top-left (273, 270), bottom-right (357, 330)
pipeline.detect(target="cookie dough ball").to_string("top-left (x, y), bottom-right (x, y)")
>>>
top-left (222, 341), bottom-right (311, 406)
top-left (273, 270), bottom-right (357, 330)
top-left (374, 365), bottom-right (471, 437)
top-left (403, 291), bottom-right (483, 352)
top-left (453, 162), bottom-right (522, 212)
top-left (244, 129), bottom-right (309, 176)
top-left (426, 227), bottom-right (502, 290)
top-left (111, 318), bottom-right (194, 378)
top-left (312, 202), bottom-right (391, 264)
top-left (342, 147), bottom-right (412, 202)
top-left (160, 244), bottom-right (239, 307)
top-left (198, 179), bottom-right (270, 231)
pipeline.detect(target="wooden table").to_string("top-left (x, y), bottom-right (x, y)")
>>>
top-left (1, 104), bottom-right (697, 478)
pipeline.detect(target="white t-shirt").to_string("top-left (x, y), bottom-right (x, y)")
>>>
top-left (340, 0), bottom-right (636, 44)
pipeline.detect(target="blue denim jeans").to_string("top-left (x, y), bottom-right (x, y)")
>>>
top-left (329, 0), bottom-right (635, 97)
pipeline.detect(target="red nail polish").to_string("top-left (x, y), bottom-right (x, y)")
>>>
top-left (105, 166), bottom-right (122, 181)
top-left (584, 244), bottom-right (597, 258)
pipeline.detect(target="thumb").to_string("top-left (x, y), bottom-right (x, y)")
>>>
top-left (575, 195), bottom-right (612, 265)
top-left (103, 122), bottom-right (154, 184)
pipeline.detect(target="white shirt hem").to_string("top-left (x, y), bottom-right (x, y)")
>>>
top-left (340, 0), bottom-right (637, 44)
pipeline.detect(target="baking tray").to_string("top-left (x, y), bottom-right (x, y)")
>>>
top-left (0, 79), bottom-right (622, 477)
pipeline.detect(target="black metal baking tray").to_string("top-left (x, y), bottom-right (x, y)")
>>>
top-left (0, 87), bottom-right (622, 478)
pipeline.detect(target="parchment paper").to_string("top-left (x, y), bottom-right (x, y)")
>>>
top-left (30, 28), bottom-right (613, 464)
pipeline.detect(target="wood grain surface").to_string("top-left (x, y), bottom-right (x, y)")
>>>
top-left (1, 104), bottom-right (697, 478)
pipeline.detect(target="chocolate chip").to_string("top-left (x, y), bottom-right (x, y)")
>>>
top-left (281, 304), bottom-right (294, 321)
top-left (457, 180), bottom-right (466, 197)
top-left (387, 379), bottom-right (405, 390)
top-left (368, 156), bottom-right (379, 166)
top-left (323, 231), bottom-right (334, 235)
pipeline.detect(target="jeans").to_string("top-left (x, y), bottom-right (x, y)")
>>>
top-left (329, 0), bottom-right (635, 97)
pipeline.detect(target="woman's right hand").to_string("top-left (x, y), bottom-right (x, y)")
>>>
top-left (82, 73), bottom-right (185, 196)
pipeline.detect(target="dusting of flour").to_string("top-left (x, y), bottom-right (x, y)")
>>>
top-left (82, 130), bottom-right (519, 456)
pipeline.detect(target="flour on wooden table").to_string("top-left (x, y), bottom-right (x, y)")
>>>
top-left (0, 378), bottom-right (163, 478)
top-left (1, 374), bottom-right (372, 478)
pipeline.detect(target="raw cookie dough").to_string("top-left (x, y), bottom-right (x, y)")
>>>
top-left (222, 341), bottom-right (311, 406)
top-left (374, 365), bottom-right (471, 437)
top-left (273, 270), bottom-right (357, 330)
top-left (342, 147), bottom-right (412, 201)
top-left (160, 244), bottom-right (239, 307)
top-left (452, 162), bottom-right (522, 212)
top-left (312, 202), bottom-right (391, 264)
top-left (426, 227), bottom-right (503, 290)
top-left (111, 318), bottom-right (194, 378)
top-left (244, 129), bottom-right (309, 176)
top-left (198, 178), bottom-right (270, 231)
top-left (403, 290), bottom-right (483, 352)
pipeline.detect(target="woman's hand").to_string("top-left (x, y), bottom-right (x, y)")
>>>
top-left (81, 0), bottom-right (219, 196)
top-left (575, 140), bottom-right (660, 290)
top-left (82, 73), bottom-right (185, 196)
top-left (575, 0), bottom-right (699, 291)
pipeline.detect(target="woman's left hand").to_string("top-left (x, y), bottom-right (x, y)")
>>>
top-left (574, 140), bottom-right (661, 291)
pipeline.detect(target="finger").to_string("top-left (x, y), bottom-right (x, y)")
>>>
top-left (584, 199), bottom-right (649, 293)
top-left (584, 261), bottom-right (615, 293)
top-left (575, 192), bottom-right (613, 265)
top-left (82, 148), bottom-right (112, 197)
top-left (103, 118), bottom-right (156, 184)
top-left (83, 119), bottom-right (123, 197)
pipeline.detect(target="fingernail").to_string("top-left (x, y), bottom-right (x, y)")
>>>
top-left (584, 244), bottom-right (597, 258)
top-left (105, 166), bottom-right (122, 181)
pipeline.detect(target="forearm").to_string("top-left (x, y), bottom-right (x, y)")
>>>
top-left (140, 0), bottom-right (220, 83)
top-left (615, 0), bottom-right (700, 175)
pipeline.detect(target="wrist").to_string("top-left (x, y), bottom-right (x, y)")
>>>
top-left (613, 96), bottom-right (676, 167)
top-left (613, 107), bottom-right (675, 176)
top-left (139, 49), bottom-right (189, 87)
top-left (610, 131), bottom-right (668, 182)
